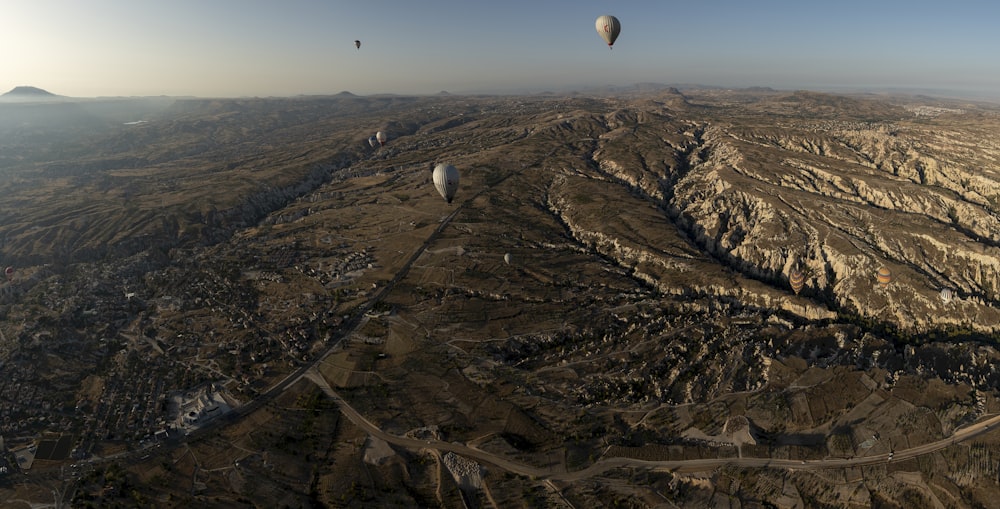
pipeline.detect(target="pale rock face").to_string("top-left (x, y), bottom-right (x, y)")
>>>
top-left (455, 97), bottom-right (1000, 425)
top-left (551, 97), bottom-right (1000, 333)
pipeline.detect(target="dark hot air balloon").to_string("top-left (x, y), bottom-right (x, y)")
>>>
top-left (789, 268), bottom-right (805, 295)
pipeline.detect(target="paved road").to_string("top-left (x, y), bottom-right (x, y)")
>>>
top-left (558, 414), bottom-right (1000, 479)
top-left (302, 364), bottom-right (1000, 482)
top-left (303, 369), bottom-right (554, 478)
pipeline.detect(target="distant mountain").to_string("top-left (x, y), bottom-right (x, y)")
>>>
top-left (1, 86), bottom-right (60, 100)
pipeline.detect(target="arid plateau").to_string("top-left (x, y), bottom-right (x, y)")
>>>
top-left (2, 87), bottom-right (1000, 507)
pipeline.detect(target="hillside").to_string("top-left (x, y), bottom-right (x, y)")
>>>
top-left (0, 85), bottom-right (59, 100)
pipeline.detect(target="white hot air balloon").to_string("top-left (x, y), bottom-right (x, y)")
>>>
top-left (376, 131), bottom-right (387, 146)
top-left (432, 164), bottom-right (460, 204)
top-left (595, 15), bottom-right (621, 48)
top-left (940, 287), bottom-right (954, 303)
top-left (504, 253), bottom-right (512, 265)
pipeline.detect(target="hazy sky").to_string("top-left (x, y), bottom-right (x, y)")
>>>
top-left (3, 0), bottom-right (999, 98)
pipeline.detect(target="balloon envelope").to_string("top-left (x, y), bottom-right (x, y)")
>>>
top-left (940, 287), bottom-right (954, 303)
top-left (432, 164), bottom-right (460, 203)
top-left (368, 136), bottom-right (378, 148)
top-left (789, 269), bottom-right (805, 294)
top-left (376, 131), bottom-right (387, 146)
top-left (4, 266), bottom-right (12, 281)
top-left (354, 40), bottom-right (361, 49)
top-left (504, 253), bottom-right (512, 265)
top-left (595, 15), bottom-right (621, 47)
top-left (876, 266), bottom-right (892, 287)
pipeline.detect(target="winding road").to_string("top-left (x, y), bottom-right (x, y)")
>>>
top-left (301, 365), bottom-right (1000, 481)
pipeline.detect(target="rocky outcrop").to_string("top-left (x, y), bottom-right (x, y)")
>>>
top-left (579, 97), bottom-right (1000, 333)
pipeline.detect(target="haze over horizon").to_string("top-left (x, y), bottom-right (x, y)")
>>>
top-left (4, 1), bottom-right (1000, 99)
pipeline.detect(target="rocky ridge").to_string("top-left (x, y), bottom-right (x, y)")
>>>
top-left (551, 92), bottom-right (1000, 332)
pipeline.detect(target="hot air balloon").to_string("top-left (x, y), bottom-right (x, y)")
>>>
top-left (504, 253), bottom-right (512, 265)
top-left (595, 15), bottom-right (621, 48)
top-left (876, 266), bottom-right (892, 287)
top-left (432, 164), bottom-right (460, 204)
top-left (354, 40), bottom-right (361, 50)
top-left (4, 266), bottom-right (12, 282)
top-left (376, 131), bottom-right (387, 146)
top-left (940, 287), bottom-right (954, 303)
top-left (368, 136), bottom-right (378, 148)
top-left (789, 268), bottom-right (805, 295)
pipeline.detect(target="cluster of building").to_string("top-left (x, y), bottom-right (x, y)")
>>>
top-left (0, 362), bottom-right (52, 435)
top-left (0, 228), bottom-right (394, 472)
